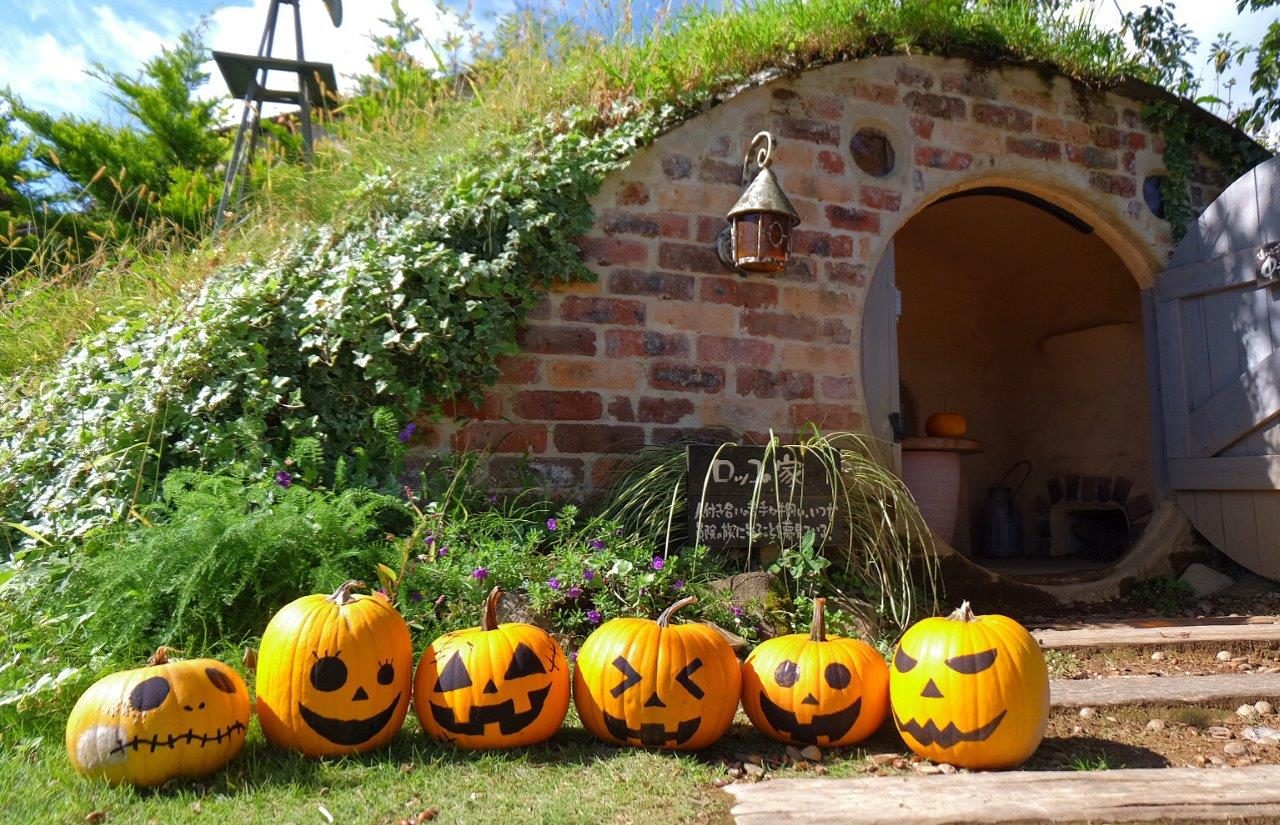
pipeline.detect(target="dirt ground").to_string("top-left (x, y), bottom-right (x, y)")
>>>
top-left (1045, 645), bottom-right (1280, 680)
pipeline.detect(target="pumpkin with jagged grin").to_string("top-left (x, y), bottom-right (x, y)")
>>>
top-left (741, 598), bottom-right (888, 747)
top-left (573, 597), bottom-right (739, 750)
top-left (414, 587), bottom-right (570, 749)
top-left (65, 648), bottom-right (249, 787)
top-left (256, 580), bottom-right (413, 756)
top-left (889, 601), bottom-right (1048, 769)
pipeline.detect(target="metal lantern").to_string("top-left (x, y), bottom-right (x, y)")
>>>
top-left (718, 131), bottom-right (800, 275)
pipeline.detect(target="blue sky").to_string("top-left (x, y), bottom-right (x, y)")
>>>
top-left (0, 0), bottom-right (1275, 127)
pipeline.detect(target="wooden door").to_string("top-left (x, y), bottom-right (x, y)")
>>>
top-left (1155, 155), bottom-right (1280, 578)
top-left (862, 240), bottom-right (901, 472)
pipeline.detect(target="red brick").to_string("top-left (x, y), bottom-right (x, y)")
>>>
top-left (909, 116), bottom-right (934, 139)
top-left (452, 423), bottom-right (547, 453)
top-left (1089, 172), bottom-right (1137, 198)
top-left (817, 150), bottom-right (845, 175)
top-left (605, 330), bottom-right (690, 359)
top-left (698, 158), bottom-right (742, 186)
top-left (825, 262), bottom-right (866, 286)
top-left (1011, 87), bottom-right (1055, 112)
top-left (896, 65), bottom-right (934, 89)
top-left (1066, 98), bottom-right (1118, 125)
top-left (607, 269), bottom-right (695, 301)
top-left (617, 181), bottom-right (650, 206)
top-left (1005, 137), bottom-right (1061, 161)
top-left (777, 117), bottom-right (841, 146)
top-left (496, 355), bottom-right (539, 384)
top-left (514, 390), bottom-right (603, 421)
top-left (941, 71), bottom-right (997, 99)
top-left (1091, 125), bottom-right (1125, 149)
top-left (1126, 131), bottom-right (1148, 151)
top-left (1153, 135), bottom-right (1166, 154)
top-left (608, 396), bottom-right (634, 422)
top-left (659, 242), bottom-right (725, 275)
top-left (1034, 116), bottom-right (1090, 144)
top-left (602, 210), bottom-right (689, 239)
top-left (697, 335), bottom-right (775, 367)
top-left (914, 147), bottom-right (974, 171)
top-left (821, 318), bottom-right (852, 345)
top-left (972, 102), bottom-right (1033, 132)
top-left (741, 310), bottom-right (821, 342)
top-left (844, 79), bottom-right (898, 105)
top-left (1122, 150), bottom-right (1137, 175)
top-left (860, 186), bottom-right (902, 212)
top-left (649, 363), bottom-right (726, 394)
top-left (825, 205), bottom-right (881, 233)
top-left (588, 455), bottom-right (633, 489)
top-left (441, 392), bottom-right (504, 421)
top-left (652, 426), bottom-right (736, 446)
top-left (807, 94), bottom-right (844, 121)
top-left (789, 404), bottom-right (861, 431)
top-left (662, 154), bottom-right (692, 179)
top-left (736, 368), bottom-right (814, 400)
top-left (553, 424), bottom-right (645, 454)
top-left (638, 396), bottom-right (695, 424)
top-left (780, 256), bottom-right (818, 284)
top-left (559, 296), bottom-right (645, 326)
top-left (701, 276), bottom-right (779, 308)
top-left (576, 237), bottom-right (649, 266)
top-left (903, 91), bottom-right (966, 120)
top-left (791, 229), bottom-right (854, 258)
top-left (1066, 144), bottom-right (1118, 170)
top-left (526, 295), bottom-right (552, 320)
top-left (820, 375), bottom-right (856, 400)
top-left (517, 324), bottom-right (597, 356)
top-left (696, 215), bottom-right (727, 244)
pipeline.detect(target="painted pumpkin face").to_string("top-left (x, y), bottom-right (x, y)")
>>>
top-left (889, 601), bottom-right (1048, 770)
top-left (414, 587), bottom-right (570, 749)
top-left (65, 648), bottom-right (249, 787)
top-left (573, 597), bottom-right (740, 751)
top-left (256, 580), bottom-right (413, 757)
top-left (741, 598), bottom-right (889, 746)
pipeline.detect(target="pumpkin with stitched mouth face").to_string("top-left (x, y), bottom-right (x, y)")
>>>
top-left (741, 598), bottom-right (888, 746)
top-left (65, 647), bottom-right (249, 787)
top-left (889, 601), bottom-right (1048, 770)
top-left (573, 596), bottom-right (740, 751)
top-left (256, 580), bottom-right (413, 757)
top-left (414, 586), bottom-right (570, 749)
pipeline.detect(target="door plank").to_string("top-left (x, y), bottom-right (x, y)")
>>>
top-left (1155, 242), bottom-right (1276, 303)
top-left (1170, 456), bottom-right (1280, 490)
top-left (1187, 345), bottom-right (1280, 458)
top-left (1222, 491), bottom-right (1263, 573)
top-left (1194, 491), bottom-right (1228, 550)
top-left (1196, 165), bottom-right (1262, 260)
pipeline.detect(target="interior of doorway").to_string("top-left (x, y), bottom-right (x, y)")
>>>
top-left (892, 191), bottom-right (1156, 580)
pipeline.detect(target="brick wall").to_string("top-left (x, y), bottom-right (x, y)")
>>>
top-left (412, 54), bottom-right (1227, 494)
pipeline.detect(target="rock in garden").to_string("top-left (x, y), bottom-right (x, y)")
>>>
top-left (1146, 719), bottom-right (1166, 732)
top-left (742, 762), bottom-right (766, 780)
top-left (1151, 651), bottom-right (1166, 662)
top-left (1238, 704), bottom-right (1258, 718)
top-left (1208, 726), bottom-right (1233, 739)
top-left (913, 763), bottom-right (943, 775)
top-left (1079, 707), bottom-right (1097, 719)
top-left (785, 746), bottom-right (805, 763)
top-left (1241, 726), bottom-right (1280, 744)
top-left (1256, 701), bottom-right (1274, 715)
top-left (1218, 650), bottom-right (1233, 662)
top-left (1071, 725), bottom-right (1083, 735)
top-left (799, 745), bottom-right (822, 762)
top-left (700, 620), bottom-right (747, 653)
top-left (937, 763), bottom-right (957, 774)
top-left (1179, 563), bottom-right (1235, 598)
top-left (1224, 741), bottom-right (1249, 758)
top-left (710, 572), bottom-right (778, 608)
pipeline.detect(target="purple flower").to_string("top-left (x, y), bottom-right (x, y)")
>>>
top-left (487, 493), bottom-right (498, 505)
top-left (731, 606), bottom-right (745, 618)
top-left (651, 556), bottom-right (665, 571)
top-left (409, 590), bottom-right (423, 602)
top-left (423, 534), bottom-right (435, 546)
top-left (583, 568), bottom-right (595, 581)
top-left (547, 576), bottom-right (562, 590)
top-left (566, 586), bottom-right (583, 599)
top-left (437, 546), bottom-right (449, 558)
top-left (568, 650), bottom-right (578, 663)
top-left (589, 538), bottom-right (605, 551)
top-left (398, 422), bottom-right (417, 443)
top-left (472, 567), bottom-right (488, 580)
top-left (672, 579), bottom-right (684, 590)
top-left (377, 587), bottom-right (389, 597)
top-left (546, 518), bottom-right (558, 532)
top-left (275, 471), bottom-right (293, 488)
top-left (586, 609), bottom-right (602, 625)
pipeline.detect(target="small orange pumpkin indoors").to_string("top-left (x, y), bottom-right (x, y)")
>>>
top-left (574, 596), bottom-right (740, 750)
top-left (889, 601), bottom-right (1048, 770)
top-left (414, 586), bottom-right (570, 749)
top-left (65, 648), bottom-right (250, 787)
top-left (924, 411), bottom-right (968, 438)
top-left (741, 598), bottom-right (888, 747)
top-left (256, 580), bottom-right (413, 757)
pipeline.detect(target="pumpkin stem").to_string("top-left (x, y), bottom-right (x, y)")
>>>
top-left (948, 601), bottom-right (978, 622)
top-left (809, 598), bottom-right (827, 642)
top-left (657, 596), bottom-right (698, 627)
top-left (481, 586), bottom-right (503, 631)
top-left (148, 647), bottom-right (180, 666)
top-left (328, 580), bottom-right (367, 605)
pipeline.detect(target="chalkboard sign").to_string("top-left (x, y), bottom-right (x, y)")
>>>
top-left (686, 445), bottom-right (846, 549)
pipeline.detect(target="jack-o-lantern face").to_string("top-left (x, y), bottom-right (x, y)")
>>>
top-left (889, 601), bottom-right (1048, 770)
top-left (415, 587), bottom-right (570, 749)
top-left (65, 648), bottom-right (250, 787)
top-left (574, 597), bottom-right (740, 751)
top-left (741, 598), bottom-right (888, 747)
top-left (257, 581), bottom-right (413, 757)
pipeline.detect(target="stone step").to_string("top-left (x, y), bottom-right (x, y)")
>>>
top-left (726, 764), bottom-right (1280, 824)
top-left (1050, 672), bottom-right (1280, 709)
top-left (1033, 617), bottom-right (1280, 650)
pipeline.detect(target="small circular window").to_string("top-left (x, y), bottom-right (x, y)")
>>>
top-left (1143, 175), bottom-right (1167, 219)
top-left (850, 127), bottom-right (895, 178)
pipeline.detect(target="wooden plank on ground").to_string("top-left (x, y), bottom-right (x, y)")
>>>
top-left (1034, 621), bottom-right (1280, 650)
top-left (1050, 672), bottom-right (1280, 709)
top-left (726, 765), bottom-right (1280, 825)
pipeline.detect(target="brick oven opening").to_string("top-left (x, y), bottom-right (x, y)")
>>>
top-left (1050, 504), bottom-right (1129, 561)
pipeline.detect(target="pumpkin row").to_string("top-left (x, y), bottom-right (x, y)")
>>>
top-left (67, 582), bottom-right (1048, 787)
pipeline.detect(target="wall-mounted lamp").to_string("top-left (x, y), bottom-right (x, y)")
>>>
top-left (716, 131), bottom-right (801, 275)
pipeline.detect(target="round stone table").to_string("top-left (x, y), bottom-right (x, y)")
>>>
top-left (900, 436), bottom-right (984, 545)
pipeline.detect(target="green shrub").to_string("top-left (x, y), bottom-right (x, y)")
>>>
top-left (1128, 575), bottom-right (1195, 614)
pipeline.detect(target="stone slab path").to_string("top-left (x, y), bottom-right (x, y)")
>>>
top-left (1051, 672), bottom-right (1280, 708)
top-left (1034, 618), bottom-right (1280, 650)
top-left (726, 764), bottom-right (1280, 824)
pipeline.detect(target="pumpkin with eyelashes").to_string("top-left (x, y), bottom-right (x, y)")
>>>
top-left (256, 580), bottom-right (413, 757)
top-left (414, 587), bottom-right (570, 749)
top-left (889, 601), bottom-right (1048, 770)
top-left (740, 598), bottom-right (888, 747)
top-left (573, 596), bottom-right (740, 751)
top-left (65, 647), bottom-right (249, 787)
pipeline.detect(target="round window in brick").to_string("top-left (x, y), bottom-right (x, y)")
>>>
top-left (850, 127), bottom-right (895, 178)
top-left (1143, 175), bottom-right (1167, 219)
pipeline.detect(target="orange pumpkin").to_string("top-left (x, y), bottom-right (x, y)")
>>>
top-left (924, 412), bottom-right (968, 438)
top-left (573, 597), bottom-right (739, 750)
top-left (889, 601), bottom-right (1048, 769)
top-left (741, 598), bottom-right (888, 746)
top-left (256, 580), bottom-right (413, 757)
top-left (414, 587), bottom-right (570, 749)
top-left (65, 648), bottom-right (249, 787)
